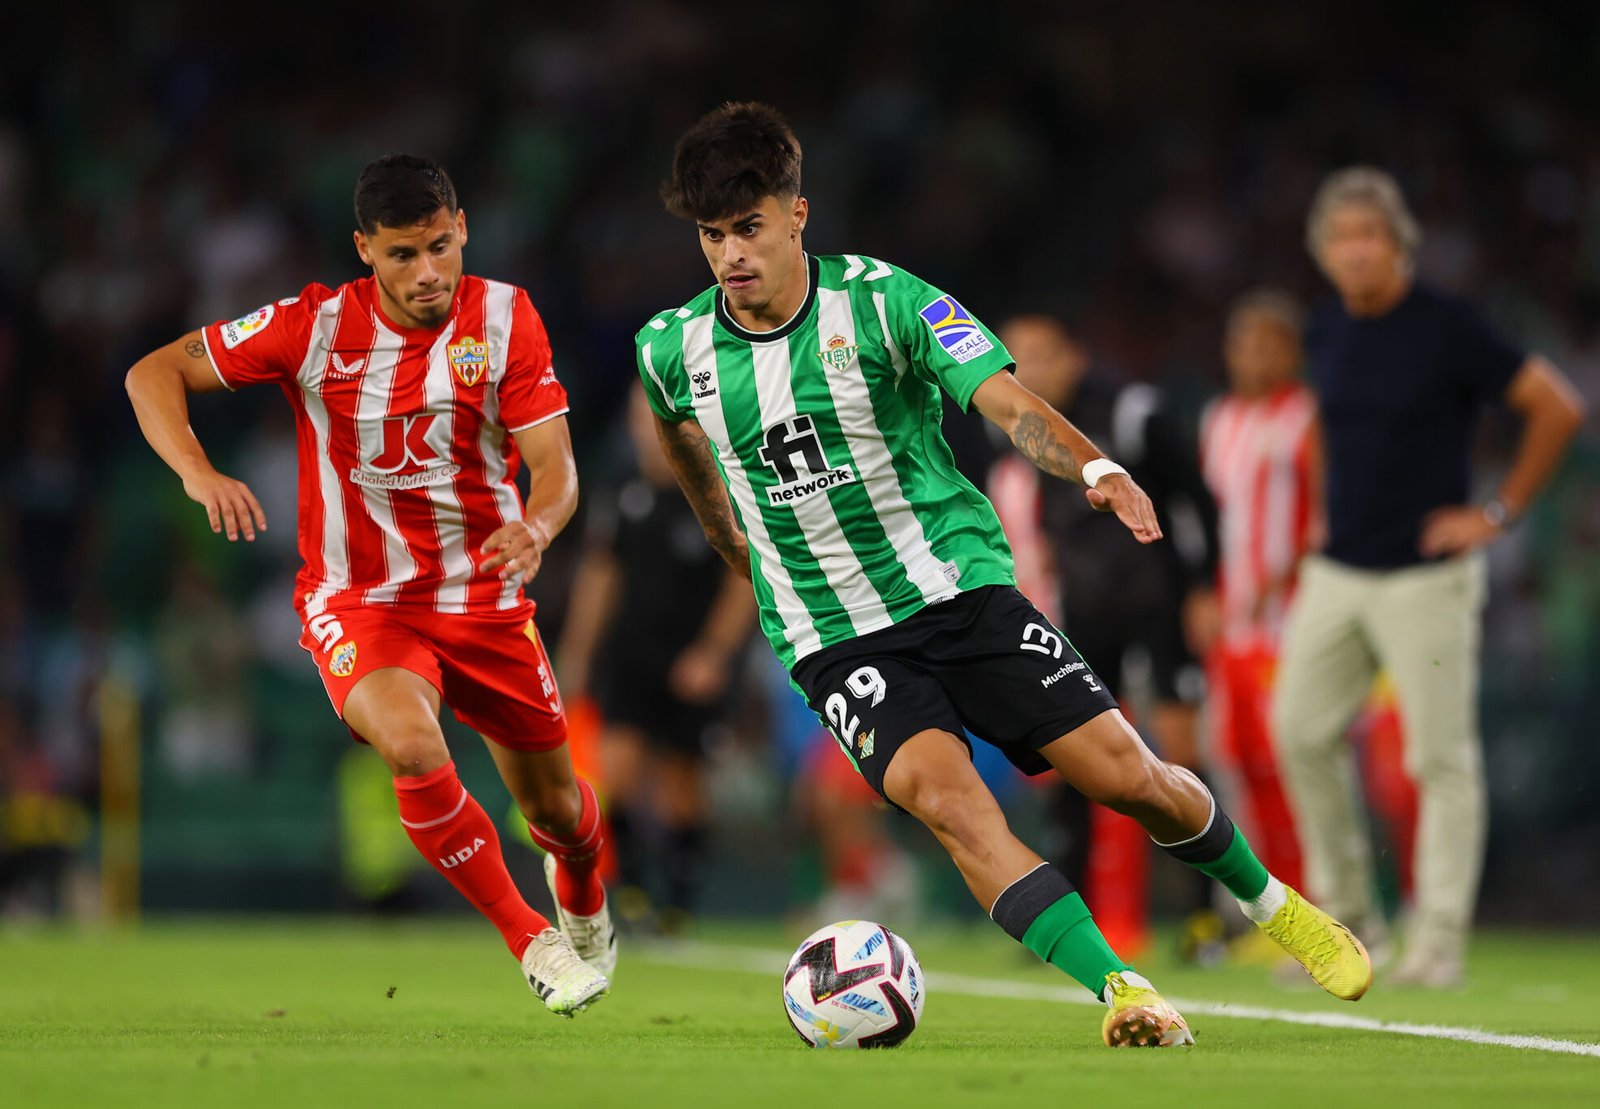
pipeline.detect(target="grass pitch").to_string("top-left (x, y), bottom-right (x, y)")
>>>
top-left (2, 918), bottom-right (1596, 1108)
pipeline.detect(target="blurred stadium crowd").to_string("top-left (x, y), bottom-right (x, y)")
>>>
top-left (1, 2), bottom-right (1596, 923)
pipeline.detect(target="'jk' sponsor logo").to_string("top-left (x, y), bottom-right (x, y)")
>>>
top-left (351, 413), bottom-right (461, 488)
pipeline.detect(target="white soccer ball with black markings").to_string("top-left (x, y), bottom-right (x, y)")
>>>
top-left (782, 920), bottom-right (924, 1048)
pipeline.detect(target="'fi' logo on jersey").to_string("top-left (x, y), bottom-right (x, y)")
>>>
top-left (817, 334), bottom-right (858, 371)
top-left (329, 641), bottom-right (358, 678)
top-left (448, 336), bottom-right (488, 386)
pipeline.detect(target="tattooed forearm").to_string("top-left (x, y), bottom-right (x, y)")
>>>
top-left (1011, 410), bottom-right (1084, 483)
top-left (657, 419), bottom-right (752, 579)
top-left (185, 340), bottom-right (205, 358)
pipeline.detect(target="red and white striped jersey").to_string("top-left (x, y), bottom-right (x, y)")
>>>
top-left (202, 274), bottom-right (569, 620)
top-left (1199, 384), bottom-right (1317, 645)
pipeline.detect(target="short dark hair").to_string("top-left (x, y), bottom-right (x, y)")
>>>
top-left (353, 154), bottom-right (458, 235)
top-left (660, 102), bottom-right (802, 222)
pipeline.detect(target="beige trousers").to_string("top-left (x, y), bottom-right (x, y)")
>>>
top-left (1271, 552), bottom-right (1487, 959)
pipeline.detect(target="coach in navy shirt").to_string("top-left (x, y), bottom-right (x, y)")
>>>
top-left (1271, 167), bottom-right (1585, 989)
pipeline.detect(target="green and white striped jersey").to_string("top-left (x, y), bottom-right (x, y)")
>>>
top-left (635, 254), bottom-right (1017, 668)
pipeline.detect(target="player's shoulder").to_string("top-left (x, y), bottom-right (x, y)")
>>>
top-left (635, 286), bottom-right (718, 350)
top-left (465, 273), bottom-right (531, 305)
top-left (256, 281), bottom-right (343, 321)
top-left (814, 252), bottom-right (920, 291)
top-left (215, 282), bottom-right (338, 348)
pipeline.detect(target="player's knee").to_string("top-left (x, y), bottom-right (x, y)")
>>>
top-left (380, 730), bottom-right (450, 778)
top-left (897, 776), bottom-right (994, 849)
top-left (524, 782), bottom-right (584, 836)
top-left (1090, 754), bottom-right (1171, 817)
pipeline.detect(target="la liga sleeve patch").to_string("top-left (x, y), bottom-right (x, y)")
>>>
top-left (220, 303), bottom-right (276, 349)
top-left (917, 294), bottom-right (995, 364)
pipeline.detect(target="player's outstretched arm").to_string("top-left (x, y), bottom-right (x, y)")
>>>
top-left (125, 329), bottom-right (267, 542)
top-left (653, 414), bottom-right (752, 579)
top-left (971, 371), bottom-right (1163, 545)
top-left (487, 416), bottom-right (580, 583)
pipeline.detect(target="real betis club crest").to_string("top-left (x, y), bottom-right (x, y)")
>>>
top-left (818, 334), bottom-right (858, 371)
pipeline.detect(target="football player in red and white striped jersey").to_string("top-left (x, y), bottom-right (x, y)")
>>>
top-left (126, 155), bottom-right (614, 1016)
top-left (1197, 289), bottom-right (1320, 893)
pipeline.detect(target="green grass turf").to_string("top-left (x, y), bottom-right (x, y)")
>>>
top-left (2, 918), bottom-right (1596, 1108)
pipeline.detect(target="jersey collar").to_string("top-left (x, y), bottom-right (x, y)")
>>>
top-left (715, 254), bottom-right (819, 344)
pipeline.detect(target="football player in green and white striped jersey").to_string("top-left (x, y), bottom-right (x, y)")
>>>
top-left (636, 103), bottom-right (1373, 1047)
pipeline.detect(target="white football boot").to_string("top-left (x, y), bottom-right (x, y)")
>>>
top-left (520, 927), bottom-right (609, 1017)
top-left (544, 851), bottom-right (619, 978)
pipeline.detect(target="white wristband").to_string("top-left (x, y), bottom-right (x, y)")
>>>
top-left (1081, 458), bottom-right (1128, 488)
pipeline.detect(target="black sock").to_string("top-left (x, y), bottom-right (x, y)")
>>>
top-left (608, 802), bottom-right (645, 889)
top-left (663, 823), bottom-right (705, 913)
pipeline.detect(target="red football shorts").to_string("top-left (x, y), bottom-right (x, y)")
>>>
top-left (298, 605), bottom-right (567, 752)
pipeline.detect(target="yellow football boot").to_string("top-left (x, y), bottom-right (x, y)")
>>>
top-left (1260, 886), bottom-right (1373, 1001)
top-left (1101, 971), bottom-right (1195, 1047)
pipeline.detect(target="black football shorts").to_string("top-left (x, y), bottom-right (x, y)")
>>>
top-left (789, 586), bottom-right (1119, 805)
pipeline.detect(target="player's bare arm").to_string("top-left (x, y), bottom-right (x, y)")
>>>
top-left (483, 416), bottom-right (579, 583)
top-left (125, 328), bottom-right (268, 542)
top-left (971, 371), bottom-right (1163, 545)
top-left (653, 414), bottom-right (752, 579)
top-left (1419, 354), bottom-right (1587, 557)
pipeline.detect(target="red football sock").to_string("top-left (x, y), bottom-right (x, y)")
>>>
top-left (395, 761), bottom-right (548, 959)
top-left (527, 777), bottom-right (606, 916)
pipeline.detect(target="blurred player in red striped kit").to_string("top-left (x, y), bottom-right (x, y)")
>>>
top-left (1198, 291), bottom-right (1317, 907)
top-left (125, 154), bottom-right (614, 1017)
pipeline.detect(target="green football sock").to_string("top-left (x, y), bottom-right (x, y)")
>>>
top-left (1021, 892), bottom-right (1129, 996)
top-left (1191, 827), bottom-right (1271, 901)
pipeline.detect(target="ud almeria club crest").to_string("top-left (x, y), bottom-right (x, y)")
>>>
top-left (818, 334), bottom-right (858, 371)
top-left (448, 336), bottom-right (488, 386)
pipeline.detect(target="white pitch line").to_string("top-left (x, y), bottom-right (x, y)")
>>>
top-left (635, 940), bottom-right (1600, 1058)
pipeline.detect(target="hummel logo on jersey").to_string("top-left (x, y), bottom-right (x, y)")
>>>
top-left (759, 415), bottom-right (857, 506)
top-left (328, 352), bottom-right (366, 377)
top-left (691, 370), bottom-right (717, 398)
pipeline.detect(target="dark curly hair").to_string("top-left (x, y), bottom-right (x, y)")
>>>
top-left (660, 102), bottom-right (802, 222)
top-left (353, 154), bottom-right (458, 235)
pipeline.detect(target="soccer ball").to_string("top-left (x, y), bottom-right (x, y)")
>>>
top-left (782, 920), bottom-right (924, 1048)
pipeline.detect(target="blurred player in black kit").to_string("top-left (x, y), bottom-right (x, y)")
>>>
top-left (558, 383), bottom-right (757, 933)
top-left (998, 314), bottom-right (1224, 955)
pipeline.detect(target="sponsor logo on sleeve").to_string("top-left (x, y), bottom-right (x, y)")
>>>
top-left (220, 304), bottom-right (276, 349)
top-left (448, 336), bottom-right (487, 386)
top-left (917, 294), bottom-right (994, 364)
